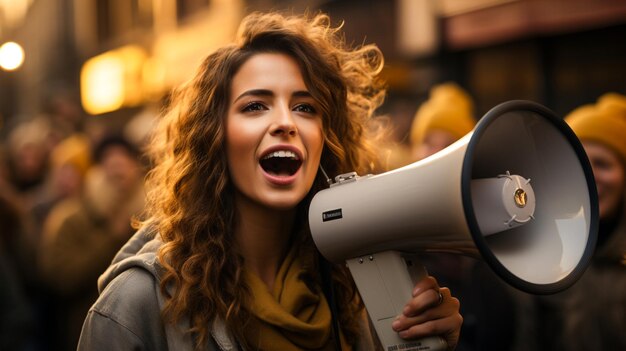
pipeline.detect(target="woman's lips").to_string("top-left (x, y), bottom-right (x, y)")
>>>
top-left (260, 165), bottom-right (301, 185)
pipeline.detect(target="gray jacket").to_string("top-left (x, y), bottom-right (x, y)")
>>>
top-left (77, 227), bottom-right (379, 350)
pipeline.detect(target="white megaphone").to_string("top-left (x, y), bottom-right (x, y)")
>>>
top-left (309, 100), bottom-right (598, 351)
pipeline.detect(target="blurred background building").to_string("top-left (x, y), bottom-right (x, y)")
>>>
top-left (0, 1), bottom-right (625, 350)
top-left (1, 0), bottom-right (625, 142)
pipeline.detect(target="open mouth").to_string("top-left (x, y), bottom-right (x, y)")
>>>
top-left (260, 150), bottom-right (302, 177)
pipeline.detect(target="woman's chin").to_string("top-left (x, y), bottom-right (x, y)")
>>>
top-left (262, 197), bottom-right (305, 211)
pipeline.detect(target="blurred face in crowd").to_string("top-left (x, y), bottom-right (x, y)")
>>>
top-left (226, 52), bottom-right (324, 211)
top-left (412, 129), bottom-right (458, 161)
top-left (100, 145), bottom-right (142, 193)
top-left (14, 142), bottom-right (48, 183)
top-left (583, 141), bottom-right (625, 220)
top-left (54, 164), bottom-right (83, 198)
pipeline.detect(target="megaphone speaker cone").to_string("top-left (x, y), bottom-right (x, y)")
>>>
top-left (461, 100), bottom-right (598, 294)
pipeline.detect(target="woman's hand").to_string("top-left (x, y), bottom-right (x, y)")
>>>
top-left (391, 275), bottom-right (462, 350)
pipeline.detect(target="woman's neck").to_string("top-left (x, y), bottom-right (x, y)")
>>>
top-left (233, 192), bottom-right (297, 291)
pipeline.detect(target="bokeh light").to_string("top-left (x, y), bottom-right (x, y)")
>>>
top-left (0, 41), bottom-right (25, 71)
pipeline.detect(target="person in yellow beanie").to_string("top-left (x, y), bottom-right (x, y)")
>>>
top-left (567, 93), bottom-right (626, 223)
top-left (30, 134), bottom-right (93, 240)
top-left (535, 93), bottom-right (626, 351)
top-left (49, 134), bottom-right (92, 198)
top-left (409, 82), bottom-right (476, 161)
top-left (408, 83), bottom-right (526, 351)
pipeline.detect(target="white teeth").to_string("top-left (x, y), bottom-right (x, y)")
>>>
top-left (262, 150), bottom-right (299, 160)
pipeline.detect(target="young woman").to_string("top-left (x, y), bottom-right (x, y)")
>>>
top-left (78, 12), bottom-right (462, 350)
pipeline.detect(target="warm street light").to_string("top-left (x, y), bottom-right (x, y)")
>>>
top-left (81, 45), bottom-right (147, 115)
top-left (0, 41), bottom-right (25, 71)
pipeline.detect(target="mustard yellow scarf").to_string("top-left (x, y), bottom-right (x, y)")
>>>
top-left (243, 248), bottom-right (351, 350)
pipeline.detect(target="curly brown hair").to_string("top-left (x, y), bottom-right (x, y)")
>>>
top-left (143, 11), bottom-right (387, 349)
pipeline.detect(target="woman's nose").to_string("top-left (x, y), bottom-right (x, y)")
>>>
top-left (269, 106), bottom-right (297, 137)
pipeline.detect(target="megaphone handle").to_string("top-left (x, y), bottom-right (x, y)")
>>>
top-left (346, 250), bottom-right (448, 351)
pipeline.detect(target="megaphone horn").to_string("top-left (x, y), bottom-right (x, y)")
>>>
top-left (309, 100), bottom-right (598, 351)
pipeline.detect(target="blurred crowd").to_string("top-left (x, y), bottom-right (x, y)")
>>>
top-left (0, 92), bottom-right (155, 350)
top-left (0, 84), bottom-right (624, 350)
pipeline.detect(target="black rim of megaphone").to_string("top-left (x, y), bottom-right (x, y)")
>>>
top-left (461, 100), bottom-right (599, 295)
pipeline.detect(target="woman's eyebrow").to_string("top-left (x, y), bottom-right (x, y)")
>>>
top-left (233, 89), bottom-right (313, 103)
top-left (233, 89), bottom-right (274, 103)
top-left (292, 90), bottom-right (313, 98)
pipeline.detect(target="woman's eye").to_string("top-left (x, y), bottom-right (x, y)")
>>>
top-left (293, 103), bottom-right (316, 114)
top-left (593, 159), bottom-right (612, 171)
top-left (242, 102), bottom-right (267, 113)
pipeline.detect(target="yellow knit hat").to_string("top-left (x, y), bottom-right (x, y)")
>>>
top-left (410, 82), bottom-right (476, 146)
top-left (565, 92), bottom-right (626, 163)
top-left (597, 92), bottom-right (626, 118)
top-left (50, 134), bottom-right (92, 177)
